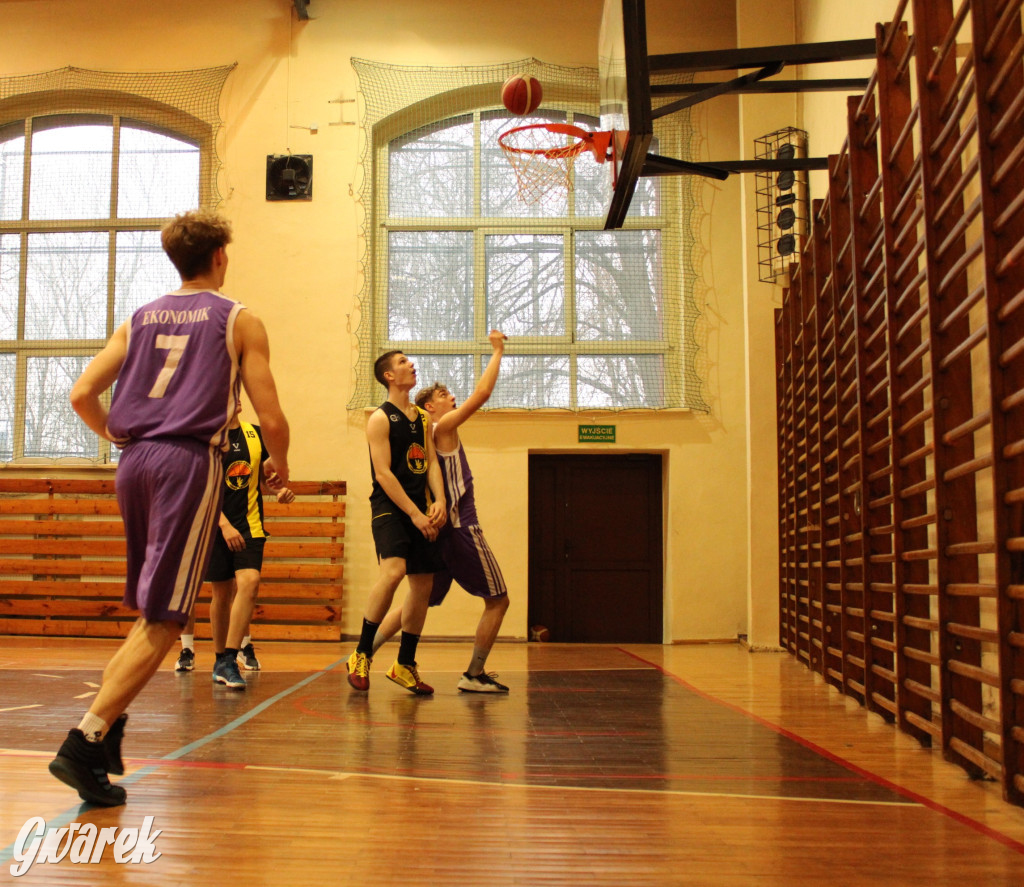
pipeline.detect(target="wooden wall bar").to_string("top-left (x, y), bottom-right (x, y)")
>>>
top-left (0, 478), bottom-right (346, 641)
top-left (775, 0), bottom-right (1024, 806)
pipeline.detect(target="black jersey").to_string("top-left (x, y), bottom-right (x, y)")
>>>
top-left (369, 401), bottom-right (430, 514)
top-left (221, 421), bottom-right (270, 540)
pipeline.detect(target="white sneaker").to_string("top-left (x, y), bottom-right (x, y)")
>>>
top-left (457, 671), bottom-right (509, 693)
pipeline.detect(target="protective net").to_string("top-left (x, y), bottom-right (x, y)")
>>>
top-left (0, 65), bottom-right (234, 463)
top-left (349, 57), bottom-right (710, 413)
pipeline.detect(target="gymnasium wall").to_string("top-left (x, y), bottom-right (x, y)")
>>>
top-left (0, 0), bottom-right (866, 645)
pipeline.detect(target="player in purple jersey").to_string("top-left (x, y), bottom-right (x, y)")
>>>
top-left (374, 330), bottom-right (511, 693)
top-left (48, 210), bottom-right (291, 807)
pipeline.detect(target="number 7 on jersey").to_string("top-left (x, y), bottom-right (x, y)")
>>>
top-left (148, 334), bottom-right (191, 398)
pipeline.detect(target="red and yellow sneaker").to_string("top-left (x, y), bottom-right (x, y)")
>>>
top-left (346, 650), bottom-right (372, 691)
top-left (386, 661), bottom-right (434, 695)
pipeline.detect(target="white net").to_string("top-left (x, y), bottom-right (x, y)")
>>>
top-left (498, 124), bottom-right (598, 206)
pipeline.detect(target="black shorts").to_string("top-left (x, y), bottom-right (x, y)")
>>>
top-left (371, 510), bottom-right (444, 574)
top-left (205, 534), bottom-right (266, 582)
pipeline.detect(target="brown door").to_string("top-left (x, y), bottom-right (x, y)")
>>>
top-left (528, 454), bottom-right (663, 642)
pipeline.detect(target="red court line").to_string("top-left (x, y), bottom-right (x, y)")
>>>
top-left (619, 647), bottom-right (1024, 856)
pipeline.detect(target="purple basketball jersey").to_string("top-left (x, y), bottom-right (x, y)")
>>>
top-left (107, 290), bottom-right (243, 450)
top-left (438, 438), bottom-right (479, 529)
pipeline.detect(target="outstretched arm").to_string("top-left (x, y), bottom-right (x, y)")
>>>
top-left (433, 330), bottom-right (506, 445)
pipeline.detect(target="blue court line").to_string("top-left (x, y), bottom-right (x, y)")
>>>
top-left (0, 655), bottom-right (344, 866)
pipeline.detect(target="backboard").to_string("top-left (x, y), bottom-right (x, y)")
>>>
top-left (597, 0), bottom-right (876, 230)
top-left (599, 0), bottom-right (652, 230)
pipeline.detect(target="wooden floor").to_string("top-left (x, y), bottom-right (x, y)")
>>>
top-left (1, 639), bottom-right (1023, 885)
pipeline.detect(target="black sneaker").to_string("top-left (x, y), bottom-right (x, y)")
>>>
top-left (457, 671), bottom-right (510, 693)
top-left (49, 729), bottom-right (127, 807)
top-left (238, 643), bottom-right (261, 671)
top-left (175, 647), bottom-right (195, 672)
top-left (103, 713), bottom-right (128, 775)
top-left (213, 653), bottom-right (246, 689)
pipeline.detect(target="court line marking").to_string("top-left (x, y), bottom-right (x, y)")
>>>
top-left (243, 763), bottom-right (919, 807)
top-left (0, 654), bottom-right (345, 867)
top-left (0, 745), bottom-right (893, 787)
top-left (5, 649), bottom-right (1018, 862)
top-left (619, 647), bottom-right (1024, 856)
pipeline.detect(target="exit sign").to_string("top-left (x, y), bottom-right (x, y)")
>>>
top-left (578, 424), bottom-right (616, 443)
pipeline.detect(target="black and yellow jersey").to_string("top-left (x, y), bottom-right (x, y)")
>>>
top-left (221, 421), bottom-right (270, 540)
top-left (369, 401), bottom-right (430, 515)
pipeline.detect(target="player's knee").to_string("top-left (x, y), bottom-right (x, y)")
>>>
top-left (487, 594), bottom-right (510, 614)
top-left (380, 559), bottom-right (407, 587)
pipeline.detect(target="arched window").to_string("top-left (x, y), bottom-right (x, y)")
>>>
top-left (0, 115), bottom-right (201, 461)
top-left (355, 61), bottom-right (706, 412)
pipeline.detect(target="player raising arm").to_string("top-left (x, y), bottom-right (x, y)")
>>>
top-left (375, 330), bottom-right (512, 692)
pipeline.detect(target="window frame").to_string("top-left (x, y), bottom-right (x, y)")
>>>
top-left (0, 108), bottom-right (211, 464)
top-left (370, 99), bottom-right (690, 412)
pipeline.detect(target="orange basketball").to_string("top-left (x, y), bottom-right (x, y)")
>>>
top-left (501, 74), bottom-right (543, 116)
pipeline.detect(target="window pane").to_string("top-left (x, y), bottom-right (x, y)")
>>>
top-left (24, 355), bottom-right (95, 457)
top-left (578, 354), bottom-right (664, 408)
top-left (488, 354), bottom-right (570, 408)
top-left (575, 230), bottom-right (662, 342)
top-left (118, 125), bottom-right (199, 218)
top-left (30, 123), bottom-right (113, 220)
top-left (486, 234), bottom-right (564, 336)
top-left (572, 113), bottom-right (612, 219)
top-left (25, 232), bottom-right (108, 340)
top-left (627, 170), bottom-right (661, 218)
top-left (0, 133), bottom-right (25, 221)
top-left (406, 353), bottom-right (474, 402)
top-left (481, 111), bottom-right (568, 218)
top-left (0, 354), bottom-right (13, 459)
top-left (389, 116), bottom-right (473, 218)
top-left (388, 231), bottom-right (473, 340)
top-left (573, 145), bottom-right (614, 218)
top-left (115, 231), bottom-right (179, 328)
top-left (0, 234), bottom-right (17, 339)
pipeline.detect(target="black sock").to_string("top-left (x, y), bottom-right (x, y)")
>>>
top-left (397, 630), bottom-right (420, 666)
top-left (225, 647), bottom-right (239, 661)
top-left (357, 619), bottom-right (380, 655)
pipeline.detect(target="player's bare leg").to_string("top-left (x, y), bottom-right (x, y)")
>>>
top-left (458, 595), bottom-right (511, 694)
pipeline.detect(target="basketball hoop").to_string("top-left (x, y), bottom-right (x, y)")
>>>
top-left (498, 123), bottom-right (614, 205)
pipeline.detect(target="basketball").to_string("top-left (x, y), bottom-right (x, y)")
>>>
top-left (501, 74), bottom-right (543, 116)
top-left (529, 624), bottom-right (551, 642)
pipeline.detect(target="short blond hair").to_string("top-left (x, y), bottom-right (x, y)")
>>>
top-left (161, 209), bottom-right (233, 279)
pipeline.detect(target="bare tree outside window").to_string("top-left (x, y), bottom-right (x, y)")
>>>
top-left (0, 116), bottom-right (200, 461)
top-left (381, 108), bottom-right (670, 410)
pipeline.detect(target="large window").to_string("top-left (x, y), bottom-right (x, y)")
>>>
top-left (375, 108), bottom-right (689, 410)
top-left (0, 115), bottom-right (199, 461)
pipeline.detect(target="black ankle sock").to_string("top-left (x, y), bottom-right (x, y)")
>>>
top-left (357, 618), bottom-right (380, 655)
top-left (397, 630), bottom-right (420, 666)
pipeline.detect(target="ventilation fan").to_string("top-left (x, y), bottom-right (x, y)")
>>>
top-left (266, 154), bottom-right (313, 201)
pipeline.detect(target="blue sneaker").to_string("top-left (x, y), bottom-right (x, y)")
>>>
top-left (212, 653), bottom-right (246, 690)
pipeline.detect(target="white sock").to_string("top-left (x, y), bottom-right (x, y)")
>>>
top-left (180, 634), bottom-right (194, 650)
top-left (241, 635), bottom-right (251, 648)
top-left (77, 711), bottom-right (108, 743)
